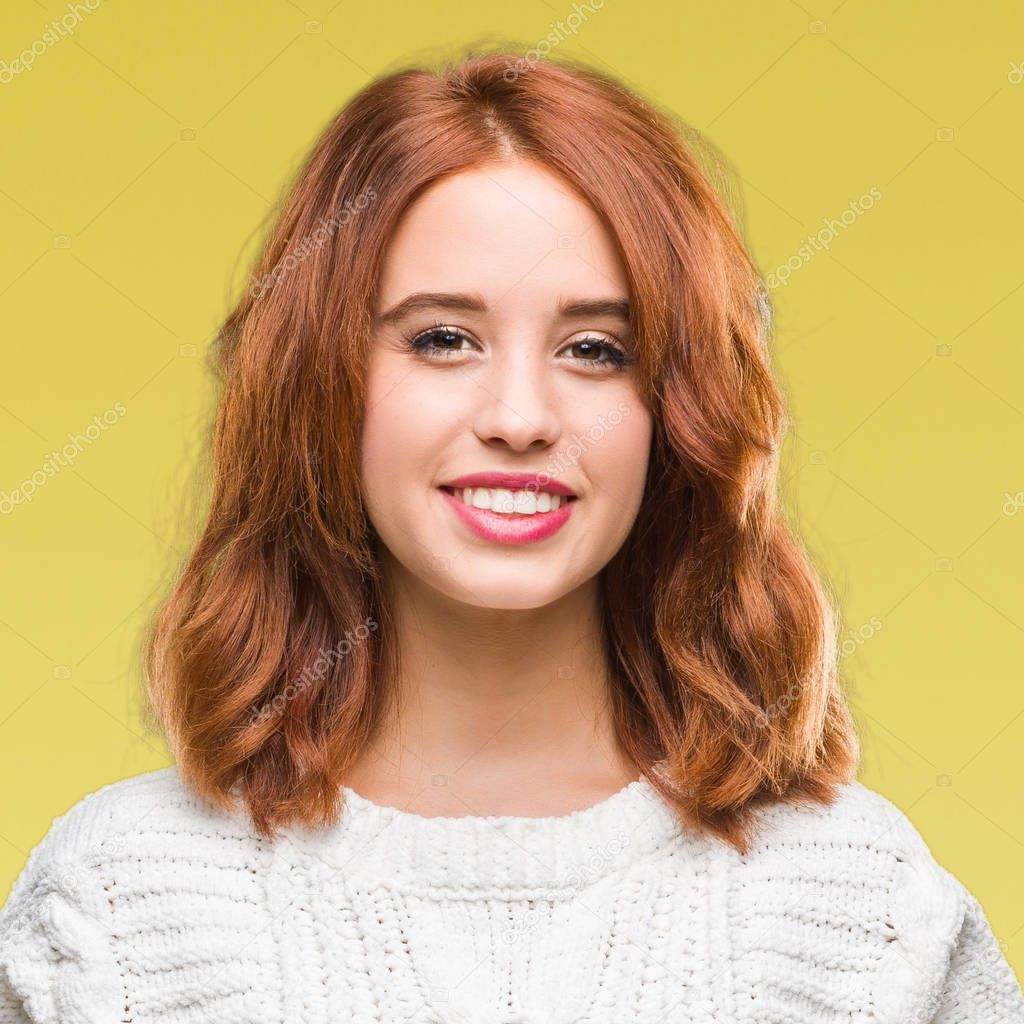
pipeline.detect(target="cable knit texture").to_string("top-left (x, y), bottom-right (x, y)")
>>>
top-left (0, 766), bottom-right (1021, 1023)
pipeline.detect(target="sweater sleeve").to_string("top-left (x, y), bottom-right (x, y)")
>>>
top-left (0, 820), bottom-right (126, 1024)
top-left (929, 873), bottom-right (1024, 1022)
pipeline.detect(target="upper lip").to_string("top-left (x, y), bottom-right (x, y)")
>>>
top-left (441, 472), bottom-right (577, 497)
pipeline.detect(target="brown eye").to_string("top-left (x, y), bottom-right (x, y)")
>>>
top-left (405, 325), bottom-right (472, 358)
top-left (564, 336), bottom-right (631, 371)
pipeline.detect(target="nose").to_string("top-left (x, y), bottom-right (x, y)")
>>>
top-left (470, 351), bottom-right (562, 453)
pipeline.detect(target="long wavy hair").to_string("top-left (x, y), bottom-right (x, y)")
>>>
top-left (141, 45), bottom-right (859, 854)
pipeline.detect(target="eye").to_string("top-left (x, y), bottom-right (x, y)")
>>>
top-left (561, 335), bottom-right (632, 372)
top-left (400, 323), bottom-right (633, 372)
top-left (401, 322), bottom-right (474, 359)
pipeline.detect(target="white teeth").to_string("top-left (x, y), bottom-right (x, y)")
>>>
top-left (455, 487), bottom-right (566, 514)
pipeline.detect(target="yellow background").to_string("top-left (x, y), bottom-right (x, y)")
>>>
top-left (2, 0), bottom-right (1023, 979)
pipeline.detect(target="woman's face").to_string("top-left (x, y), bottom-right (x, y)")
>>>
top-left (361, 159), bottom-right (653, 610)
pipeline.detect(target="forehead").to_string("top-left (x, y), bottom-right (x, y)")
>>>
top-left (375, 160), bottom-right (629, 310)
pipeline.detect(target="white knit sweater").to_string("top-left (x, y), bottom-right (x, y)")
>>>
top-left (0, 766), bottom-right (1021, 1024)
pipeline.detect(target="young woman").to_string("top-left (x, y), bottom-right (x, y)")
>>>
top-left (1, 48), bottom-right (1021, 1024)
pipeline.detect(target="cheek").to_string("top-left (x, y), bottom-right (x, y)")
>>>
top-left (573, 391), bottom-right (653, 505)
top-left (360, 360), bottom-right (457, 501)
top-left (361, 377), bottom-right (411, 501)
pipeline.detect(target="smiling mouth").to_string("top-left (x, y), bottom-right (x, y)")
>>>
top-left (439, 485), bottom-right (579, 516)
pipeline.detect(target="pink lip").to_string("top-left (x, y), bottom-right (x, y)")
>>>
top-left (438, 486), bottom-right (576, 545)
top-left (442, 472), bottom-right (576, 497)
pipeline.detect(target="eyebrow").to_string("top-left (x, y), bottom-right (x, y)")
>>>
top-left (374, 291), bottom-right (631, 328)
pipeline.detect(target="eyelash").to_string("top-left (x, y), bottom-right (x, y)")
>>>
top-left (400, 321), bottom-right (633, 372)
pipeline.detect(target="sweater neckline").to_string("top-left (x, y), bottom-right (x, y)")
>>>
top-left (293, 773), bottom-right (685, 893)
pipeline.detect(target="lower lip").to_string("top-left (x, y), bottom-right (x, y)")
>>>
top-left (438, 487), bottom-right (576, 545)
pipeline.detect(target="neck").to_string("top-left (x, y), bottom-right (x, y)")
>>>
top-left (348, 556), bottom-right (636, 817)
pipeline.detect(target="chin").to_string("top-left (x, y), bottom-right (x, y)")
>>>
top-left (431, 567), bottom-right (579, 612)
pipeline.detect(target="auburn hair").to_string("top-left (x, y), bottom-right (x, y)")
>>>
top-left (141, 45), bottom-right (859, 854)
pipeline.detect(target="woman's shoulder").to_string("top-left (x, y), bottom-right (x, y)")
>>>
top-left (0, 766), bottom-right (260, 1023)
top-left (749, 775), bottom-right (941, 856)
top-left (726, 777), bottom-right (1024, 1019)
top-left (3, 765), bottom-right (255, 885)
top-left (737, 777), bottom-right (971, 944)
top-left (0, 763), bottom-right (259, 948)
